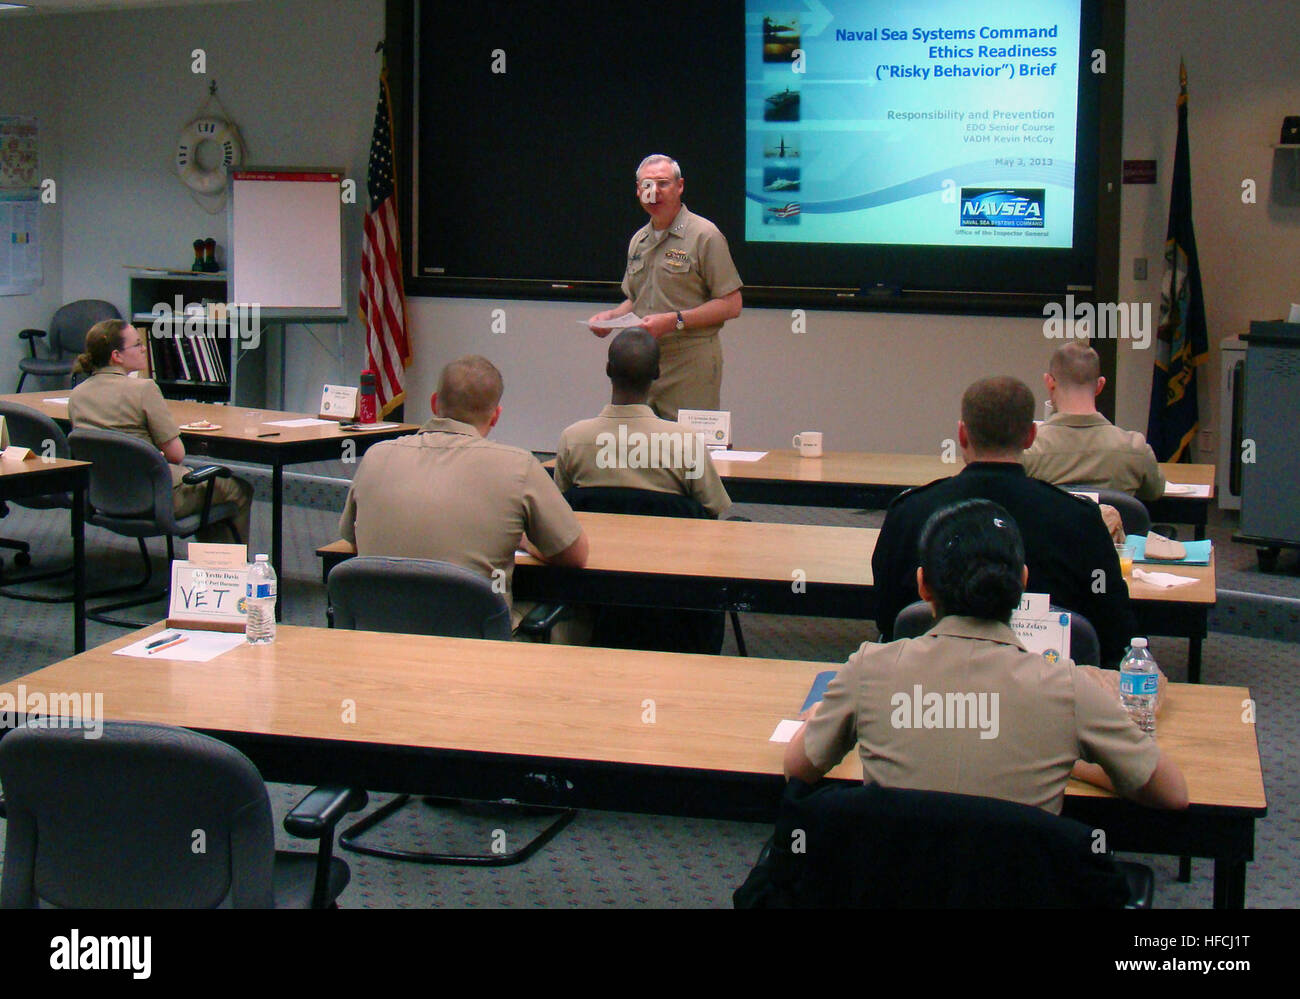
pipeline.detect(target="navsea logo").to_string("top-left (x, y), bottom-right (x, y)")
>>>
top-left (960, 188), bottom-right (1045, 228)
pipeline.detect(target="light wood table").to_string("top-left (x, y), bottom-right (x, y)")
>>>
top-left (0, 456), bottom-right (89, 652)
top-left (0, 391), bottom-right (417, 587)
top-left (319, 513), bottom-right (1216, 672)
top-left (711, 449), bottom-right (1216, 538)
top-left (0, 623), bottom-right (1265, 907)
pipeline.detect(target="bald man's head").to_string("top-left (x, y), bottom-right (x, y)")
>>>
top-left (1049, 341), bottom-right (1101, 387)
top-left (435, 356), bottom-right (504, 425)
top-left (606, 329), bottom-right (660, 395)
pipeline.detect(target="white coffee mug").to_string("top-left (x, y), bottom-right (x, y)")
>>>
top-left (793, 431), bottom-right (823, 457)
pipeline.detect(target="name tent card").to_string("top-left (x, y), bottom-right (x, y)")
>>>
top-left (319, 384), bottom-right (359, 421)
top-left (678, 409), bottom-right (731, 448)
top-left (1010, 592), bottom-right (1071, 664)
top-left (168, 552), bottom-right (250, 633)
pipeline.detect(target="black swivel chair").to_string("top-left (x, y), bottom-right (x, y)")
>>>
top-left (519, 485), bottom-right (740, 654)
top-left (891, 599), bottom-right (1102, 668)
top-left (0, 401), bottom-right (74, 589)
top-left (734, 780), bottom-right (1153, 908)
top-left (0, 721), bottom-right (364, 908)
top-left (325, 555), bottom-right (576, 865)
top-left (68, 427), bottom-right (242, 628)
top-left (15, 299), bottom-right (121, 392)
top-left (1093, 488), bottom-right (1152, 537)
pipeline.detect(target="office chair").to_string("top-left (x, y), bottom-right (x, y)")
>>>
top-left (0, 721), bottom-right (365, 908)
top-left (68, 427), bottom-right (242, 628)
top-left (890, 600), bottom-right (1102, 668)
top-left (1093, 489), bottom-right (1152, 537)
top-left (326, 555), bottom-right (576, 865)
top-left (0, 402), bottom-right (75, 593)
top-left (518, 485), bottom-right (739, 654)
top-left (734, 780), bottom-right (1153, 909)
top-left (15, 299), bottom-right (121, 392)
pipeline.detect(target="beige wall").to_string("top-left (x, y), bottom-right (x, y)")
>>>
top-left (4, 0), bottom-right (1297, 458)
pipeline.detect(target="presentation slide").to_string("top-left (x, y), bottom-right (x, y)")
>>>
top-left (745, 0), bottom-right (1083, 249)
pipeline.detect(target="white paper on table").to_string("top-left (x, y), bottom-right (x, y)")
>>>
top-left (347, 422), bottom-right (400, 431)
top-left (113, 630), bottom-right (249, 662)
top-left (43, 397), bottom-right (69, 405)
top-left (1132, 568), bottom-right (1198, 589)
top-left (711, 450), bottom-right (768, 462)
top-left (265, 418), bottom-right (334, 428)
top-left (769, 719), bottom-right (804, 743)
top-left (1164, 483), bottom-right (1212, 498)
top-left (580, 313), bottom-right (644, 330)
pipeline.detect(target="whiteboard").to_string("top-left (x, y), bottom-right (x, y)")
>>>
top-left (229, 168), bottom-right (346, 320)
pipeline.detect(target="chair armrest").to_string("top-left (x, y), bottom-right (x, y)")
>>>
top-left (18, 328), bottom-right (47, 341)
top-left (180, 464), bottom-right (232, 486)
top-left (515, 601), bottom-right (572, 640)
top-left (284, 786), bottom-right (369, 840)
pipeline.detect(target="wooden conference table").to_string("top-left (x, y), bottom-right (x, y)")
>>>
top-left (0, 456), bottom-right (89, 652)
top-left (710, 449), bottom-right (1216, 538)
top-left (321, 512), bottom-right (1217, 678)
top-left (0, 623), bottom-right (1265, 908)
top-left (0, 391), bottom-right (417, 585)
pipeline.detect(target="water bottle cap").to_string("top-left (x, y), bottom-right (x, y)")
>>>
top-left (255, 554), bottom-right (268, 562)
top-left (1130, 637), bottom-right (1148, 648)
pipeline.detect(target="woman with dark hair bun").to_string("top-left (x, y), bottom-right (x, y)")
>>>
top-left (784, 498), bottom-right (1187, 814)
top-left (68, 320), bottom-right (253, 544)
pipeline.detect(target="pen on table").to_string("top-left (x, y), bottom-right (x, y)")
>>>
top-left (144, 631), bottom-right (181, 649)
top-left (147, 636), bottom-right (189, 655)
top-left (256, 431), bottom-right (281, 437)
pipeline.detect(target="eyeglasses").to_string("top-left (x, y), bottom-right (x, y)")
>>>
top-left (117, 342), bottom-right (147, 352)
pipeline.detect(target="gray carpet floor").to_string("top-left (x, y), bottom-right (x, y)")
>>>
top-left (1, 471), bottom-right (1296, 908)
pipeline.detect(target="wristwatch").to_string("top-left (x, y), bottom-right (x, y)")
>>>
top-left (675, 311), bottom-right (685, 331)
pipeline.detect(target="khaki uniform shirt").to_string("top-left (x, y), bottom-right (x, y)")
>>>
top-left (69, 366), bottom-right (186, 486)
top-left (621, 205), bottom-right (742, 420)
top-left (1024, 412), bottom-right (1167, 501)
top-left (801, 616), bottom-right (1161, 814)
top-left (554, 404), bottom-right (731, 519)
top-left (339, 417), bottom-right (582, 607)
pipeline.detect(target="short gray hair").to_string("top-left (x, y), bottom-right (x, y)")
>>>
top-left (636, 154), bottom-right (681, 180)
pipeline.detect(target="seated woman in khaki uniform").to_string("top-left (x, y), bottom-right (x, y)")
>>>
top-left (68, 319), bottom-right (252, 544)
top-left (784, 498), bottom-right (1187, 815)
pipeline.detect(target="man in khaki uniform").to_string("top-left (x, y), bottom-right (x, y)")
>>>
top-left (588, 155), bottom-right (743, 421)
top-left (68, 321), bottom-right (252, 544)
top-left (555, 329), bottom-right (731, 518)
top-left (339, 356), bottom-right (588, 619)
top-left (1024, 342), bottom-right (1167, 501)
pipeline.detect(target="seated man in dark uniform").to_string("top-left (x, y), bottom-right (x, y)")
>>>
top-left (871, 375), bottom-right (1137, 665)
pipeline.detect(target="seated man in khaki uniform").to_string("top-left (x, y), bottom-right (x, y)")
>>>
top-left (555, 329), bottom-right (730, 518)
top-left (340, 355), bottom-right (588, 625)
top-left (1023, 342), bottom-right (1166, 501)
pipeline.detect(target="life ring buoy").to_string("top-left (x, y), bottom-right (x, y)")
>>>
top-left (175, 117), bottom-right (242, 195)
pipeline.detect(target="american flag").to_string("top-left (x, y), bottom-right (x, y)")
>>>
top-left (360, 63), bottom-right (411, 415)
top-left (769, 202), bottom-right (801, 218)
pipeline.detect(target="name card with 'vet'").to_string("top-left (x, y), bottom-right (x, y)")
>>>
top-left (1010, 592), bottom-right (1071, 664)
top-left (167, 560), bottom-right (249, 633)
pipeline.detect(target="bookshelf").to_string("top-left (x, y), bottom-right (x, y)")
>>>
top-left (128, 272), bottom-right (265, 406)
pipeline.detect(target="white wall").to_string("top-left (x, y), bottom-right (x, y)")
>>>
top-left (0, 16), bottom-right (63, 389)
top-left (8, 0), bottom-right (1299, 459)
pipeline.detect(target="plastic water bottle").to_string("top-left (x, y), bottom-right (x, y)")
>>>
top-left (1119, 637), bottom-right (1158, 734)
top-left (245, 554), bottom-right (277, 645)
